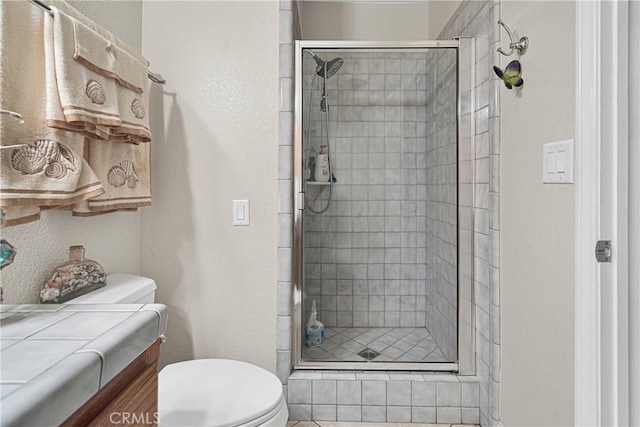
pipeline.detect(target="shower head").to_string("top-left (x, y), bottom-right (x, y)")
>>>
top-left (307, 51), bottom-right (344, 79)
top-left (316, 57), bottom-right (344, 78)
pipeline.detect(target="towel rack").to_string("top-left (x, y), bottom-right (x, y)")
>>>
top-left (0, 110), bottom-right (25, 124)
top-left (0, 110), bottom-right (27, 149)
top-left (29, 0), bottom-right (166, 85)
top-left (0, 110), bottom-right (28, 150)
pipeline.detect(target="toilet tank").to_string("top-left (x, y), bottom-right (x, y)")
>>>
top-left (69, 273), bottom-right (157, 304)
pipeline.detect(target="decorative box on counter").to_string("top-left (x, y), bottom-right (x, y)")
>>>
top-left (40, 245), bottom-right (106, 303)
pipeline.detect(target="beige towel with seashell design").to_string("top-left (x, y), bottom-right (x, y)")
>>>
top-left (72, 138), bottom-right (151, 216)
top-left (44, 6), bottom-right (151, 144)
top-left (0, 1), bottom-right (104, 227)
top-left (0, 136), bottom-right (104, 207)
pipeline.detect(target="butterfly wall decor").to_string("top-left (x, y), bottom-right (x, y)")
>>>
top-left (493, 60), bottom-right (523, 90)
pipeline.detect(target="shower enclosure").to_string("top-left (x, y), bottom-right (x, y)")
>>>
top-left (293, 41), bottom-right (475, 372)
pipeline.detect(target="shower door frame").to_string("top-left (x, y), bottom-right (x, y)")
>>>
top-left (293, 40), bottom-right (475, 373)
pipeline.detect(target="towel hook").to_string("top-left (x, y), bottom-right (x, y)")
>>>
top-left (0, 110), bottom-right (28, 150)
top-left (0, 110), bottom-right (25, 124)
top-left (497, 19), bottom-right (529, 56)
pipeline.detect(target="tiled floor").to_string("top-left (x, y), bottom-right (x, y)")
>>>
top-left (302, 327), bottom-right (447, 363)
top-left (287, 422), bottom-right (479, 427)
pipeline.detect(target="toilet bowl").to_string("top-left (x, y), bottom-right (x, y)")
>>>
top-left (67, 274), bottom-right (289, 426)
top-left (159, 359), bottom-right (288, 427)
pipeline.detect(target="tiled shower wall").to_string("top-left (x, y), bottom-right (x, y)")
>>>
top-left (438, 2), bottom-right (502, 426)
top-left (302, 52), bottom-right (435, 330)
top-left (278, 1), bottom-right (501, 425)
top-left (424, 49), bottom-right (458, 361)
top-left (276, 0), bottom-right (297, 388)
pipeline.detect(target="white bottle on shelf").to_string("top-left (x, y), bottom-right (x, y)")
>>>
top-left (314, 145), bottom-right (330, 182)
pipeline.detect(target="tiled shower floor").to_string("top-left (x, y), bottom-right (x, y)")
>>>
top-left (302, 327), bottom-right (447, 362)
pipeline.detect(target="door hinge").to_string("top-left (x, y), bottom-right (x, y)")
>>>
top-left (595, 240), bottom-right (612, 262)
top-left (298, 192), bottom-right (305, 210)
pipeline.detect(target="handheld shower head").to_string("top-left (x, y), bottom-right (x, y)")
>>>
top-left (306, 51), bottom-right (344, 79)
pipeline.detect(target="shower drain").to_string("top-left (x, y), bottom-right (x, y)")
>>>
top-left (357, 348), bottom-right (380, 361)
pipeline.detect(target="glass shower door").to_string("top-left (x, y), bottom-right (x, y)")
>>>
top-left (293, 40), bottom-right (475, 371)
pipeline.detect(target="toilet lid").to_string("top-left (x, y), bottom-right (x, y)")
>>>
top-left (159, 359), bottom-right (284, 427)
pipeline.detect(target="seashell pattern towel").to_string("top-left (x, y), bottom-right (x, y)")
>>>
top-left (44, 6), bottom-right (151, 144)
top-left (0, 129), bottom-right (104, 221)
top-left (0, 0), bottom-right (152, 226)
top-left (73, 138), bottom-right (151, 216)
top-left (0, 1), bottom-right (104, 226)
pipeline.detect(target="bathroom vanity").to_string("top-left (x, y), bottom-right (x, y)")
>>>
top-left (0, 304), bottom-right (167, 426)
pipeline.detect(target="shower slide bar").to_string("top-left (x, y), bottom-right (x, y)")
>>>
top-left (28, 0), bottom-right (167, 85)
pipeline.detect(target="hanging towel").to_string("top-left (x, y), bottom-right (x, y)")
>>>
top-left (72, 18), bottom-right (146, 94)
top-left (0, 1), bottom-right (104, 226)
top-left (0, 205), bottom-right (41, 227)
top-left (44, 6), bottom-right (151, 143)
top-left (73, 138), bottom-right (151, 216)
top-left (50, 1), bottom-right (150, 72)
top-left (0, 135), bottom-right (104, 207)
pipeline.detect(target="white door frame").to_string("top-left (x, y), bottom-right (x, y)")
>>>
top-left (575, 1), bottom-right (638, 425)
top-left (575, 0), bottom-right (601, 422)
top-left (627, 3), bottom-right (640, 425)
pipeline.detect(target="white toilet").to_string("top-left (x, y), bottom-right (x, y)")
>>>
top-left (71, 274), bottom-right (289, 427)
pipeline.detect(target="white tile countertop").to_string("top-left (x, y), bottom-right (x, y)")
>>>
top-left (0, 303), bottom-right (168, 427)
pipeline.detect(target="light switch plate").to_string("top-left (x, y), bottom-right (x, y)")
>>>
top-left (233, 200), bottom-right (250, 226)
top-left (543, 139), bottom-right (574, 184)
